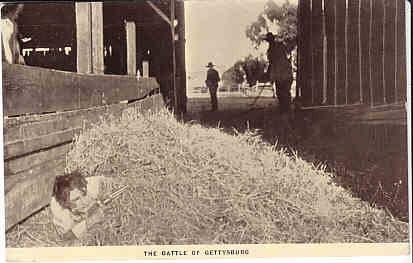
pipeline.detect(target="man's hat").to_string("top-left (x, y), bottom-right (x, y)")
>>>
top-left (206, 62), bottom-right (215, 68)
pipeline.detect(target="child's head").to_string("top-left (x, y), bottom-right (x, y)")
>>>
top-left (53, 171), bottom-right (88, 210)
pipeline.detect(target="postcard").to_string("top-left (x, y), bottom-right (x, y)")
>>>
top-left (1, 0), bottom-right (411, 262)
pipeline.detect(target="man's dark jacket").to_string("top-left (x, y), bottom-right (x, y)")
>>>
top-left (206, 68), bottom-right (220, 88)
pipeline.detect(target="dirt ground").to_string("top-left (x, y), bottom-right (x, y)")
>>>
top-left (185, 96), bottom-right (409, 221)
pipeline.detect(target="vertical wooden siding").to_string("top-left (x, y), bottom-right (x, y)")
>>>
top-left (297, 0), bottom-right (407, 107)
top-left (347, 0), bottom-right (361, 104)
top-left (298, 0), bottom-right (312, 106)
top-left (311, 0), bottom-right (324, 105)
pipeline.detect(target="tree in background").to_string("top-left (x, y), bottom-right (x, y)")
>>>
top-left (241, 54), bottom-right (268, 86)
top-left (222, 60), bottom-right (245, 87)
top-left (225, 0), bottom-right (297, 87)
top-left (223, 55), bottom-right (268, 87)
top-left (245, 0), bottom-right (297, 53)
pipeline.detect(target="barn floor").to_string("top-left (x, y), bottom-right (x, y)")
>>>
top-left (185, 96), bottom-right (409, 221)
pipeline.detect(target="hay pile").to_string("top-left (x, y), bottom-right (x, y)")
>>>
top-left (6, 109), bottom-right (409, 247)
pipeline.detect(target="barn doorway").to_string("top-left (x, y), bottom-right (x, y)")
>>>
top-left (16, 2), bottom-right (76, 72)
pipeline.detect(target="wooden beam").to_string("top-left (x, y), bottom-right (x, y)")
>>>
top-left (325, 0), bottom-right (336, 105)
top-left (75, 2), bottom-right (92, 73)
top-left (5, 143), bottom-right (72, 175)
top-left (2, 63), bottom-right (160, 116)
top-left (298, 0), bottom-right (312, 106)
top-left (176, 0), bottom-right (187, 113)
top-left (371, 0), bottom-right (384, 105)
top-left (311, 0), bottom-right (323, 105)
top-left (171, 0), bottom-right (178, 113)
top-left (360, 0), bottom-right (371, 105)
top-left (396, 0), bottom-right (406, 102)
top-left (335, 0), bottom-right (346, 105)
top-left (146, 1), bottom-right (172, 26)
top-left (347, 0), bottom-right (361, 104)
top-left (125, 21), bottom-right (137, 76)
top-left (75, 2), bottom-right (103, 74)
top-left (384, 0), bottom-right (397, 103)
top-left (91, 2), bottom-right (104, 74)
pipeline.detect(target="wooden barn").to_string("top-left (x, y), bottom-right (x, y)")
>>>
top-left (2, 1), bottom-right (186, 231)
top-left (297, 0), bottom-right (407, 112)
top-left (296, 0), bottom-right (408, 216)
top-left (2, 0), bottom-right (409, 233)
top-left (6, 1), bottom-right (187, 112)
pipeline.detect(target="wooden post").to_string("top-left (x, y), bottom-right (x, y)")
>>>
top-left (91, 2), bottom-right (104, 74)
top-left (176, 0), bottom-right (187, 113)
top-left (75, 2), bottom-right (92, 73)
top-left (325, 0), bottom-right (336, 105)
top-left (170, 0), bottom-right (177, 113)
top-left (359, 0), bottom-right (371, 104)
top-left (335, 0), bottom-right (346, 105)
top-left (296, 0), bottom-right (302, 99)
top-left (299, 0), bottom-right (312, 106)
top-left (347, 0), bottom-right (361, 104)
top-left (75, 2), bottom-right (104, 74)
top-left (371, 0), bottom-right (384, 105)
top-left (311, 0), bottom-right (323, 105)
top-left (384, 0), bottom-right (397, 103)
top-left (143, 61), bottom-right (149, 78)
top-left (125, 21), bottom-right (137, 76)
top-left (396, 0), bottom-right (406, 102)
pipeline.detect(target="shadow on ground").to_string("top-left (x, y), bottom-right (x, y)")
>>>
top-left (184, 99), bottom-right (409, 222)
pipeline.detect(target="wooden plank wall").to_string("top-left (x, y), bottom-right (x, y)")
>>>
top-left (335, 0), bottom-right (347, 105)
top-left (370, 0), bottom-right (384, 105)
top-left (3, 63), bottom-right (164, 231)
top-left (324, 0), bottom-right (336, 105)
top-left (4, 94), bottom-right (164, 231)
top-left (360, 0), bottom-right (371, 104)
top-left (298, 0), bottom-right (407, 108)
top-left (2, 63), bottom-right (157, 116)
top-left (396, 0), bottom-right (406, 102)
top-left (311, 0), bottom-right (324, 105)
top-left (298, 0), bottom-right (312, 106)
top-left (347, 0), bottom-right (361, 104)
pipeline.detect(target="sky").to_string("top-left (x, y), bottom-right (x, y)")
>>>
top-left (184, 0), bottom-right (298, 87)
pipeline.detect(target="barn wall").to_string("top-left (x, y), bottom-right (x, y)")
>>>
top-left (3, 63), bottom-right (165, 231)
top-left (296, 0), bottom-right (408, 216)
top-left (297, 0), bottom-right (407, 108)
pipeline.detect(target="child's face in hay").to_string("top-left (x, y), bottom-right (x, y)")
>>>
top-left (69, 188), bottom-right (88, 213)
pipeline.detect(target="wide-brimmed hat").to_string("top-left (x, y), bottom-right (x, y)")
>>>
top-left (206, 62), bottom-right (215, 68)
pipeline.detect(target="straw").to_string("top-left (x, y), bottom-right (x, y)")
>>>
top-left (6, 109), bottom-right (409, 247)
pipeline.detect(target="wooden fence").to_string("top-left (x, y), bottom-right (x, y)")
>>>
top-left (2, 63), bottom-right (164, 231)
top-left (297, 0), bottom-right (406, 108)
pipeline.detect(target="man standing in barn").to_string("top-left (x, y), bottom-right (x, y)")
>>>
top-left (205, 62), bottom-right (220, 111)
top-left (262, 32), bottom-right (293, 115)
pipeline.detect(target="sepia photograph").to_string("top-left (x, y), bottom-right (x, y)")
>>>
top-left (0, 0), bottom-right (411, 261)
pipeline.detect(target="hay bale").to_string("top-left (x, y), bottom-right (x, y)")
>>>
top-left (6, 110), bottom-right (409, 247)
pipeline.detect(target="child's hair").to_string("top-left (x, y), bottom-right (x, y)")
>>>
top-left (53, 171), bottom-right (88, 210)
